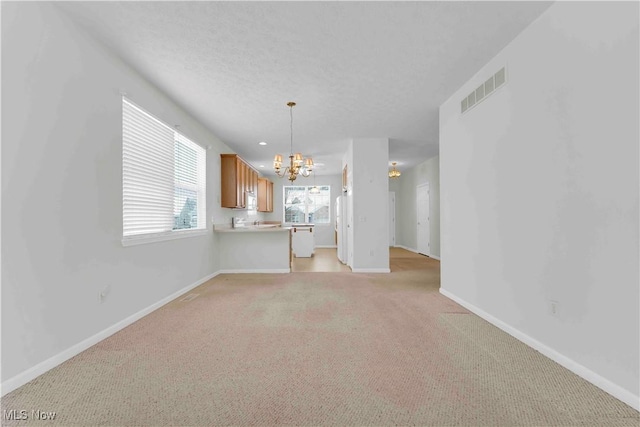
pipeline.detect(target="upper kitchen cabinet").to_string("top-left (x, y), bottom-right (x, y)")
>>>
top-left (220, 154), bottom-right (259, 208)
top-left (257, 177), bottom-right (274, 212)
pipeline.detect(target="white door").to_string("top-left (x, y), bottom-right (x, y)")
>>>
top-left (336, 195), bottom-right (347, 264)
top-left (347, 177), bottom-right (354, 269)
top-left (417, 183), bottom-right (430, 255)
top-left (389, 192), bottom-right (396, 247)
top-left (341, 196), bottom-right (348, 264)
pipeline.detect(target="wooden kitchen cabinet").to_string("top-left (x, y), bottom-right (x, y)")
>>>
top-left (258, 177), bottom-right (274, 212)
top-left (221, 154), bottom-right (258, 208)
top-left (267, 180), bottom-right (273, 211)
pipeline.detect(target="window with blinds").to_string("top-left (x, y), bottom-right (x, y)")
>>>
top-left (122, 98), bottom-right (206, 244)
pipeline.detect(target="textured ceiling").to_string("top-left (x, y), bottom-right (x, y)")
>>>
top-left (56, 1), bottom-right (552, 176)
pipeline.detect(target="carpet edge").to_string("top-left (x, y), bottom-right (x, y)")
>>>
top-left (439, 287), bottom-right (640, 412)
top-left (1, 271), bottom-right (220, 397)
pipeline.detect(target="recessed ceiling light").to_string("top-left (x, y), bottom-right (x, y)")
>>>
top-left (258, 141), bottom-right (267, 146)
top-left (259, 165), bottom-right (265, 168)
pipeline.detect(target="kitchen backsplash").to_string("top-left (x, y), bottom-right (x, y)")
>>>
top-left (213, 208), bottom-right (260, 228)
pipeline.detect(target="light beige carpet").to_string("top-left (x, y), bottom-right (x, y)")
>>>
top-left (2, 250), bottom-right (638, 426)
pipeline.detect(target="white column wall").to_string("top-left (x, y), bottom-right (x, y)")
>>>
top-left (349, 138), bottom-right (390, 272)
top-left (440, 2), bottom-right (638, 406)
top-left (345, 144), bottom-right (355, 268)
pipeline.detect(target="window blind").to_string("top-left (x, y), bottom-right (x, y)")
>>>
top-left (122, 98), bottom-right (206, 239)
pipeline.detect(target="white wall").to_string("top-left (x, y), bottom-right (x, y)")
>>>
top-left (440, 1), bottom-right (639, 407)
top-left (392, 156), bottom-right (440, 258)
top-left (349, 138), bottom-right (390, 272)
top-left (264, 173), bottom-right (343, 247)
top-left (1, 3), bottom-right (233, 387)
top-left (345, 143), bottom-right (355, 268)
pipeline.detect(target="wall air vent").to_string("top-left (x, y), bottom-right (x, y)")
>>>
top-left (461, 66), bottom-right (507, 114)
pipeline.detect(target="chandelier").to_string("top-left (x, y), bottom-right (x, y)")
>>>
top-left (274, 102), bottom-right (313, 182)
top-left (388, 162), bottom-right (401, 178)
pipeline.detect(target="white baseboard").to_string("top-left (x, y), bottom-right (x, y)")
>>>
top-left (218, 269), bottom-right (290, 274)
top-left (315, 245), bottom-right (337, 249)
top-left (395, 244), bottom-right (418, 253)
top-left (351, 268), bottom-right (391, 273)
top-left (1, 271), bottom-right (219, 397)
top-left (395, 245), bottom-right (440, 261)
top-left (439, 288), bottom-right (640, 412)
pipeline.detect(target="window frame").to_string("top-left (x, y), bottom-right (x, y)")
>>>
top-left (122, 97), bottom-right (208, 247)
top-left (282, 185), bottom-right (331, 225)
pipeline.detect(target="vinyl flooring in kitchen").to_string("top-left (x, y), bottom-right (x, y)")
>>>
top-left (291, 248), bottom-right (351, 272)
top-left (292, 247), bottom-right (432, 272)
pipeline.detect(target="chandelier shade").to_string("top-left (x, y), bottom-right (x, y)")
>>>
top-left (388, 162), bottom-right (401, 178)
top-left (274, 102), bottom-right (313, 182)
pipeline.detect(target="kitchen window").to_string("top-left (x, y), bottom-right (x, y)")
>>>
top-left (283, 185), bottom-right (330, 224)
top-left (122, 97), bottom-right (207, 246)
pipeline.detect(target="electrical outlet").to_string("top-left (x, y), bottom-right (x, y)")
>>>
top-left (99, 285), bottom-right (111, 303)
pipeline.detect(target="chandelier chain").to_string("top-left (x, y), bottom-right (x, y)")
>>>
top-left (273, 101), bottom-right (313, 182)
top-left (290, 104), bottom-right (294, 155)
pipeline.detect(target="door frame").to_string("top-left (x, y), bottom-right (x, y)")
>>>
top-left (416, 182), bottom-right (430, 256)
top-left (389, 191), bottom-right (396, 247)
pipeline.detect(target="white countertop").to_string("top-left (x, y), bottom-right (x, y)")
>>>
top-left (213, 224), bottom-right (291, 233)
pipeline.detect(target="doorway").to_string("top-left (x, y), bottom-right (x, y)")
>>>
top-left (389, 191), bottom-right (396, 247)
top-left (417, 183), bottom-right (430, 256)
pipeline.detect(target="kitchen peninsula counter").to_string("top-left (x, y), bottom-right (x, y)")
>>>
top-left (213, 224), bottom-right (291, 273)
top-left (213, 224), bottom-right (291, 233)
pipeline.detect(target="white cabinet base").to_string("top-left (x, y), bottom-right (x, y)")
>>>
top-left (292, 226), bottom-right (315, 258)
